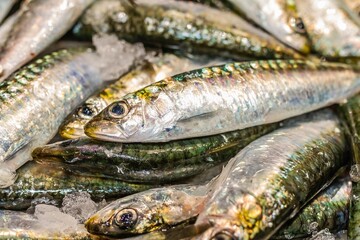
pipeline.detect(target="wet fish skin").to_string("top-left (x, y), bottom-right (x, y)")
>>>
top-left (85, 59), bottom-right (360, 143)
top-left (0, 161), bottom-right (158, 210)
top-left (74, 0), bottom-right (301, 60)
top-left (273, 178), bottom-right (351, 239)
top-left (0, 0), bottom-right (17, 24)
top-left (34, 124), bottom-right (278, 183)
top-left (338, 94), bottom-right (360, 239)
top-left (59, 53), bottom-right (223, 139)
top-left (59, 62), bottom-right (159, 139)
top-left (296, 0), bottom-right (360, 58)
top-left (193, 110), bottom-right (348, 239)
top-left (212, 0), bottom-right (311, 53)
top-left (85, 184), bottom-right (208, 236)
top-left (0, 0), bottom-right (94, 82)
top-left (86, 177), bottom-right (350, 238)
top-left (0, 48), bottom-right (102, 166)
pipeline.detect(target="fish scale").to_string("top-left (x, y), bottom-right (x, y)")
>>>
top-left (74, 0), bottom-right (300, 60)
top-left (34, 123), bottom-right (278, 183)
top-left (0, 161), bottom-right (158, 211)
top-left (85, 59), bottom-right (360, 143)
top-left (338, 94), bottom-right (360, 239)
top-left (0, 48), bottom-right (106, 188)
top-left (194, 110), bottom-right (348, 240)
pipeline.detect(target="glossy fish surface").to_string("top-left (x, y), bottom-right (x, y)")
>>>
top-left (85, 184), bottom-right (209, 236)
top-left (74, 0), bottom-right (300, 59)
top-left (296, 0), bottom-right (360, 57)
top-left (34, 124), bottom-right (278, 182)
top-left (193, 110), bottom-right (348, 239)
top-left (338, 94), bottom-right (360, 239)
top-left (85, 60), bottom-right (360, 142)
top-left (0, 161), bottom-right (158, 211)
top-left (59, 53), bottom-right (227, 139)
top-left (219, 0), bottom-right (311, 53)
top-left (0, 48), bottom-right (103, 188)
top-left (0, 0), bottom-right (94, 81)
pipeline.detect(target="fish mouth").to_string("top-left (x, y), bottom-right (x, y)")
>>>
top-left (84, 119), bottom-right (129, 142)
top-left (85, 216), bottom-right (106, 235)
top-left (59, 126), bottom-right (86, 139)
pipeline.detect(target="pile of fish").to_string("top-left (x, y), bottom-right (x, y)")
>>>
top-left (0, 0), bottom-right (360, 239)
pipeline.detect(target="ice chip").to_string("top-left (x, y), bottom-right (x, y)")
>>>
top-left (92, 34), bottom-right (146, 81)
top-left (34, 204), bottom-right (79, 232)
top-left (61, 192), bottom-right (98, 223)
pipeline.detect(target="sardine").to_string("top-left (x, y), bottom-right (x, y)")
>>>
top-left (85, 176), bottom-right (350, 238)
top-left (85, 184), bottom-right (209, 236)
top-left (0, 161), bottom-right (158, 210)
top-left (0, 48), bottom-right (103, 188)
top-left (338, 94), bottom-right (360, 239)
top-left (193, 109), bottom-right (348, 239)
top-left (85, 59), bottom-right (360, 143)
top-left (34, 124), bottom-right (278, 183)
top-left (0, 0), bottom-right (94, 81)
top-left (209, 0), bottom-right (311, 53)
top-left (0, 0), bottom-right (16, 24)
top-left (59, 53), bottom-right (227, 139)
top-left (296, 0), bottom-right (360, 58)
top-left (0, 209), bottom-right (92, 239)
top-left (74, 0), bottom-right (301, 60)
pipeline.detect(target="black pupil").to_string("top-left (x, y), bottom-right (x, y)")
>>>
top-left (118, 212), bottom-right (134, 229)
top-left (111, 104), bottom-right (125, 116)
top-left (81, 106), bottom-right (93, 116)
top-left (295, 18), bottom-right (304, 30)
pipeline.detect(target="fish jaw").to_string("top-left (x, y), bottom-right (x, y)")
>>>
top-left (84, 117), bottom-right (131, 142)
top-left (59, 124), bottom-right (86, 139)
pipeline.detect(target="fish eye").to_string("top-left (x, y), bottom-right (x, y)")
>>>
top-left (211, 231), bottom-right (236, 240)
top-left (290, 17), bottom-right (306, 34)
top-left (108, 101), bottom-right (130, 119)
top-left (114, 208), bottom-right (138, 230)
top-left (78, 105), bottom-right (97, 119)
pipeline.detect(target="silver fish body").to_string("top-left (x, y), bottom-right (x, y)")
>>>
top-left (194, 110), bottom-right (348, 239)
top-left (0, 48), bottom-right (102, 188)
top-left (0, 0), bottom-right (16, 24)
top-left (86, 184), bottom-right (209, 236)
top-left (222, 0), bottom-right (310, 53)
top-left (85, 60), bottom-right (360, 142)
top-left (296, 0), bottom-right (360, 58)
top-left (74, 0), bottom-right (301, 60)
top-left (60, 53), bottom-right (226, 139)
top-left (0, 0), bottom-right (94, 82)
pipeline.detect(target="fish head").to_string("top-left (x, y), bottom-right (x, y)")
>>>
top-left (85, 191), bottom-right (164, 236)
top-left (85, 83), bottom-right (176, 142)
top-left (285, 15), bottom-right (311, 53)
top-left (60, 97), bottom-right (107, 139)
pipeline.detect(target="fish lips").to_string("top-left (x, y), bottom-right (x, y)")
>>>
top-left (85, 119), bottom-right (129, 142)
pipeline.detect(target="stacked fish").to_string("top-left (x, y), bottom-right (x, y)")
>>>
top-left (0, 0), bottom-right (360, 239)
